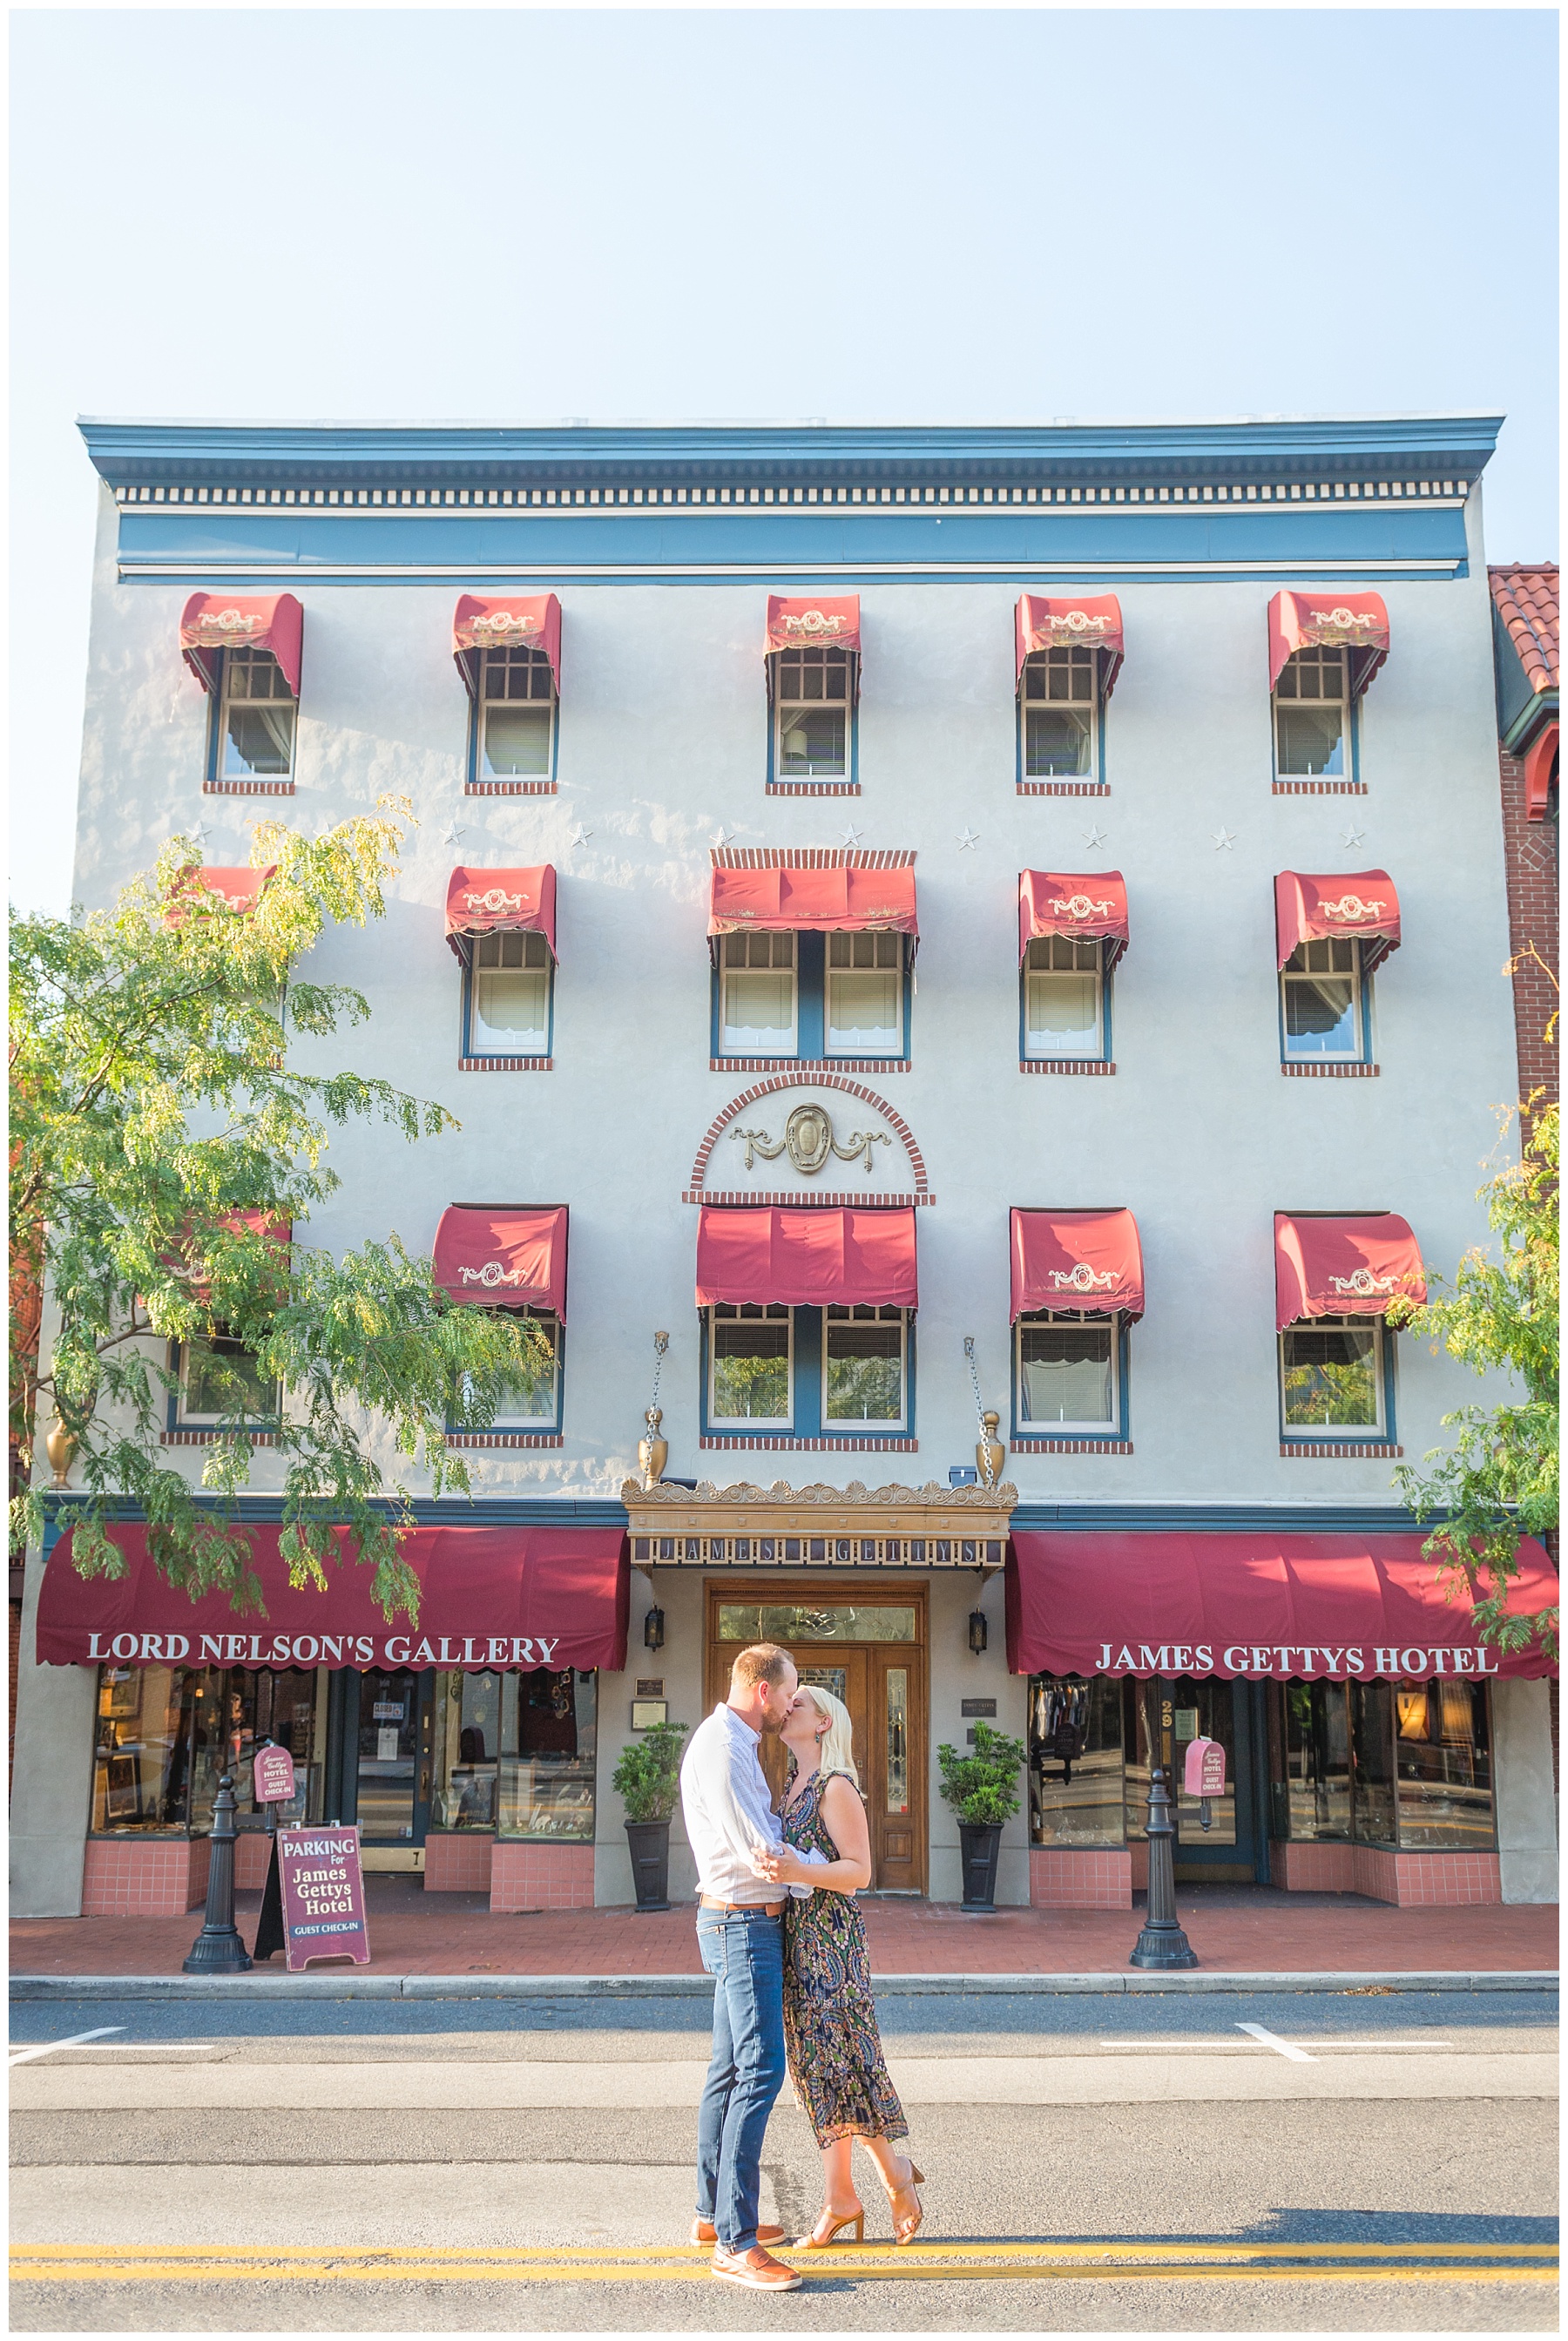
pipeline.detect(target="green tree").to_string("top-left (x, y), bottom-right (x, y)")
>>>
top-left (1394, 1098), bottom-right (1558, 1661)
top-left (9, 809), bottom-right (552, 1622)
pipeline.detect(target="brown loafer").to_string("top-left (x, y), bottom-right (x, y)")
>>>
top-left (692, 2219), bottom-right (786, 2247)
top-left (711, 2244), bottom-right (803, 2290)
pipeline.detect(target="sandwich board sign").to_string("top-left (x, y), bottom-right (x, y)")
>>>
top-left (274, 1824), bottom-right (371, 1971)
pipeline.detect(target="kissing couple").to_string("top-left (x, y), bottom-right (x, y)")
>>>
top-left (678, 1641), bottom-right (924, 2291)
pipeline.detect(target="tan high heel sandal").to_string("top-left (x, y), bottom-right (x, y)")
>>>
top-left (793, 2205), bottom-right (865, 2249)
top-left (884, 2160), bottom-right (924, 2244)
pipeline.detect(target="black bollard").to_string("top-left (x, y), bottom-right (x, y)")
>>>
top-left (183, 1771), bottom-right (253, 1975)
top-left (1129, 1765), bottom-right (1198, 1970)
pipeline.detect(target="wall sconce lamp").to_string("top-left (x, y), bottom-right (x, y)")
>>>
top-left (644, 1605), bottom-right (666, 1654)
top-left (968, 1609), bottom-right (988, 1655)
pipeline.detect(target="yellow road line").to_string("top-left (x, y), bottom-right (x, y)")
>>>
top-left (9, 2261), bottom-right (1555, 2287)
top-left (10, 2240), bottom-right (1557, 2261)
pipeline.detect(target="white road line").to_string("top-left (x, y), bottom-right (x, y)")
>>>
top-left (8, 2027), bottom-right (123, 2067)
top-left (1237, 2022), bottom-right (1315, 2061)
top-left (1098, 2037), bottom-right (1455, 2053)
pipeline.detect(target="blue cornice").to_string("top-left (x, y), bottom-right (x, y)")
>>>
top-left (79, 413), bottom-right (1503, 491)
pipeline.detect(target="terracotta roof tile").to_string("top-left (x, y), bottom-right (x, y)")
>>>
top-left (1489, 563), bottom-right (1559, 694)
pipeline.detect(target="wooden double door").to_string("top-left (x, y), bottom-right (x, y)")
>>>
top-left (705, 1580), bottom-right (927, 1893)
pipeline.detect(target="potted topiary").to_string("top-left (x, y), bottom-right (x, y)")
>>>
top-left (937, 1720), bottom-right (1026, 1913)
top-left (612, 1721), bottom-right (689, 1913)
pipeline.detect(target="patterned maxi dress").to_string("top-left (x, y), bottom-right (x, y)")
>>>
top-left (781, 1768), bottom-right (909, 2146)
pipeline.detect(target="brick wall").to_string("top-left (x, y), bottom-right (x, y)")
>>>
top-left (1269, 1839), bottom-right (1501, 1905)
top-left (82, 1835), bottom-right (212, 1916)
top-left (1029, 1847), bottom-right (1133, 1909)
top-left (8, 1598), bottom-right (19, 1802)
top-left (1497, 746), bottom-right (1559, 1114)
top-left (488, 1841), bottom-right (594, 1911)
top-left (425, 1830), bottom-right (497, 1892)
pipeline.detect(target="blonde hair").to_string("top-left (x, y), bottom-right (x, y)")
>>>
top-left (798, 1684), bottom-right (860, 1788)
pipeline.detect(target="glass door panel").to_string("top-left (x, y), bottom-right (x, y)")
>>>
top-left (356, 1668), bottom-right (420, 1841)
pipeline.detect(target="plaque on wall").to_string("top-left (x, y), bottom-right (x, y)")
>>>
top-left (636, 1679), bottom-right (665, 1697)
top-left (962, 1698), bottom-right (997, 1718)
top-left (631, 1698), bottom-right (669, 1730)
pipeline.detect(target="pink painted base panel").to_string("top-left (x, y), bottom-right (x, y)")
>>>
top-left (81, 1836), bottom-right (212, 1918)
top-left (489, 1842), bottom-right (594, 1912)
top-left (1030, 1849), bottom-right (1133, 1910)
top-left (425, 1832), bottom-right (496, 1893)
top-left (1270, 1841), bottom-right (1503, 1905)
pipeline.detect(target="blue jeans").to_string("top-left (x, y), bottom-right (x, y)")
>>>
top-left (695, 1908), bottom-right (787, 2254)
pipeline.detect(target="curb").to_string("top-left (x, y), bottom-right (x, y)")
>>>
top-left (10, 1968), bottom-right (1558, 2002)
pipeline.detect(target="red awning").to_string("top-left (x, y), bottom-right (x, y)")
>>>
top-left (154, 1209), bottom-right (291, 1310)
top-left (37, 1522), bottom-right (628, 1674)
top-left (1275, 869), bottom-right (1401, 972)
top-left (434, 1206), bottom-right (568, 1319)
top-left (696, 1206), bottom-right (917, 1309)
top-left (452, 594), bottom-right (562, 696)
top-left (1267, 591), bottom-right (1389, 696)
top-left (766, 594), bottom-right (861, 656)
top-left (1010, 1208), bottom-right (1144, 1323)
top-left (1015, 594), bottom-right (1125, 698)
top-left (444, 866), bottom-right (558, 962)
top-left (708, 856), bottom-right (916, 939)
top-left (165, 865), bottom-right (278, 927)
top-left (1274, 1213), bottom-right (1425, 1330)
top-left (180, 594), bottom-right (303, 697)
top-left (1524, 721), bottom-right (1558, 822)
top-left (1018, 870), bottom-right (1130, 969)
top-left (1006, 1530), bottom-right (1558, 1680)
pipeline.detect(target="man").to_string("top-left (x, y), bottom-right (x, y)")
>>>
top-left (679, 1641), bottom-right (821, 2291)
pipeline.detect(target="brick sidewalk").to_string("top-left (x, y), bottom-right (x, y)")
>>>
top-left (10, 1878), bottom-right (1558, 1979)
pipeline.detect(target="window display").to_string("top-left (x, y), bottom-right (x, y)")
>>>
top-left (1394, 1676), bottom-right (1493, 1849)
top-left (495, 1669), bottom-right (598, 1842)
top-left (1027, 1676), bottom-right (1125, 1847)
top-left (91, 1663), bottom-right (324, 1835)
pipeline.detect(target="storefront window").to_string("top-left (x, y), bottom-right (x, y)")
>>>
top-left (433, 1670), bottom-right (502, 1830)
top-left (1349, 1680), bottom-right (1398, 1844)
top-left (1274, 1681), bottom-right (1353, 1842)
top-left (1394, 1677), bottom-right (1493, 1849)
top-left (91, 1664), bottom-right (325, 1836)
top-left (496, 1669), bottom-right (598, 1841)
top-left (1027, 1676), bottom-right (1125, 1847)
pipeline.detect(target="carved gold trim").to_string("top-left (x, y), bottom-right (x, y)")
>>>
top-left (622, 1474), bottom-right (1016, 1570)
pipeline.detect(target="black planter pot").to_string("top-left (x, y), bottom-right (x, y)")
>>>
top-left (957, 1819), bottom-right (1004, 1912)
top-left (625, 1818), bottom-right (672, 1913)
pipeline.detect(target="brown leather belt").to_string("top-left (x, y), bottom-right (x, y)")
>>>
top-left (700, 1895), bottom-right (786, 1917)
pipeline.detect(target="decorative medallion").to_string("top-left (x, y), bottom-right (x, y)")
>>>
top-left (775, 609), bottom-right (853, 641)
top-left (1035, 610), bottom-right (1114, 644)
top-left (1327, 1267), bottom-right (1399, 1296)
top-left (1048, 1263), bottom-right (1119, 1295)
top-left (461, 888), bottom-right (527, 917)
top-left (1303, 606), bottom-right (1387, 648)
top-left (732, 1103), bottom-right (891, 1177)
top-left (1047, 891), bottom-right (1115, 923)
top-left (185, 607), bottom-right (264, 643)
top-left (457, 1261), bottom-right (531, 1289)
top-left (467, 612), bottom-right (542, 642)
top-left (1317, 893), bottom-right (1389, 924)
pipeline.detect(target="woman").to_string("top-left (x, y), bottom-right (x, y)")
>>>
top-left (750, 1684), bottom-right (924, 2250)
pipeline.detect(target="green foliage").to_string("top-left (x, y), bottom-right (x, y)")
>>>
top-left (9, 808), bottom-right (553, 1621)
top-left (1394, 1098), bottom-right (1558, 1661)
top-left (612, 1721), bottom-right (689, 1823)
top-left (936, 1719), bottom-right (1026, 1827)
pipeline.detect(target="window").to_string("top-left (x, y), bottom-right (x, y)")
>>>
top-left (1020, 647), bottom-right (1098, 779)
top-left (1015, 1309), bottom-right (1118, 1431)
top-left (456, 1313), bottom-right (560, 1429)
top-left (476, 646), bottom-right (555, 780)
top-left (92, 1662), bottom-right (324, 1835)
top-left (1270, 1676), bottom-right (1494, 1850)
top-left (720, 934), bottom-right (796, 1053)
top-left (468, 931), bottom-right (552, 1056)
top-left (823, 1304), bottom-right (908, 1427)
top-left (176, 1330), bottom-right (278, 1426)
top-left (1281, 937), bottom-right (1363, 1059)
top-left (1274, 646), bottom-right (1348, 778)
top-left (217, 648), bottom-right (295, 782)
top-left (1023, 937), bottom-right (1105, 1059)
top-left (709, 1303), bottom-right (794, 1425)
top-left (496, 1668), bottom-right (598, 1840)
top-left (774, 648), bottom-right (850, 778)
top-left (1280, 1314), bottom-right (1384, 1436)
top-left (827, 933), bottom-right (902, 1055)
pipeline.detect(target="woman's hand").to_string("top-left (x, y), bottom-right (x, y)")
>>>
top-left (749, 1846), bottom-right (812, 1887)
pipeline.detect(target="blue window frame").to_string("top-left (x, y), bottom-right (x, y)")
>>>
top-left (166, 1333), bottom-right (280, 1432)
top-left (448, 1313), bottom-right (564, 1434)
top-left (460, 931), bottom-right (555, 1061)
top-left (1019, 937), bottom-right (1113, 1063)
top-left (766, 647), bottom-right (859, 790)
top-left (465, 646), bottom-right (558, 791)
top-left (711, 931), bottom-right (911, 1063)
top-left (1279, 937), bottom-right (1373, 1064)
top-left (203, 648), bottom-right (297, 788)
top-left (1272, 647), bottom-right (1361, 785)
top-left (700, 1304), bottom-right (915, 1441)
top-left (1010, 1310), bottom-right (1129, 1441)
top-left (1278, 1315), bottom-right (1396, 1445)
top-left (1016, 648), bottom-right (1106, 787)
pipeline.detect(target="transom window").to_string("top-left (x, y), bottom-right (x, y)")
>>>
top-left (827, 932), bottom-right (902, 1055)
top-left (824, 1304), bottom-right (908, 1426)
top-left (458, 1313), bottom-right (559, 1427)
top-left (1021, 648), bottom-right (1097, 779)
top-left (1274, 646), bottom-right (1348, 778)
top-left (178, 1329), bottom-right (278, 1425)
top-left (1280, 1314), bottom-right (1384, 1434)
top-left (218, 649), bottom-right (295, 781)
top-left (1024, 937), bottom-right (1103, 1059)
top-left (477, 646), bottom-right (555, 779)
top-left (1017, 1309), bottom-right (1117, 1431)
top-left (710, 1303), bottom-right (793, 1426)
top-left (470, 931), bottom-right (551, 1055)
top-left (1282, 937), bottom-right (1362, 1059)
top-left (775, 648), bottom-right (850, 778)
top-left (720, 933), bottom-right (796, 1053)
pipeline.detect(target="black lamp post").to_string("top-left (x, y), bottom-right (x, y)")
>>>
top-left (1129, 1766), bottom-right (1197, 1970)
top-left (183, 1770), bottom-right (253, 1975)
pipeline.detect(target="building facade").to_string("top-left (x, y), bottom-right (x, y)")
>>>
top-left (10, 416), bottom-right (1558, 1923)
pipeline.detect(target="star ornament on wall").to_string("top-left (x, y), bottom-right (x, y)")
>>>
top-left (713, 823), bottom-right (736, 847)
top-left (440, 821), bottom-right (467, 849)
top-left (1213, 828), bottom-right (1237, 850)
top-left (1342, 824), bottom-right (1366, 849)
top-left (841, 822), bottom-right (864, 848)
top-left (569, 823), bottom-right (593, 847)
top-left (1082, 823), bottom-right (1108, 850)
top-left (956, 825), bottom-right (980, 850)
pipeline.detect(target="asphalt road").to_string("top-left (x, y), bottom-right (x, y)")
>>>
top-left (10, 1987), bottom-right (1559, 2331)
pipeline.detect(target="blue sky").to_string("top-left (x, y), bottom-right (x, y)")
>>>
top-left (10, 7), bottom-right (1558, 916)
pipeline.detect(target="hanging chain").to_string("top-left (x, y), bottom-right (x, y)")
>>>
top-left (648, 1330), bottom-right (669, 1417)
top-left (963, 1336), bottom-right (995, 1487)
